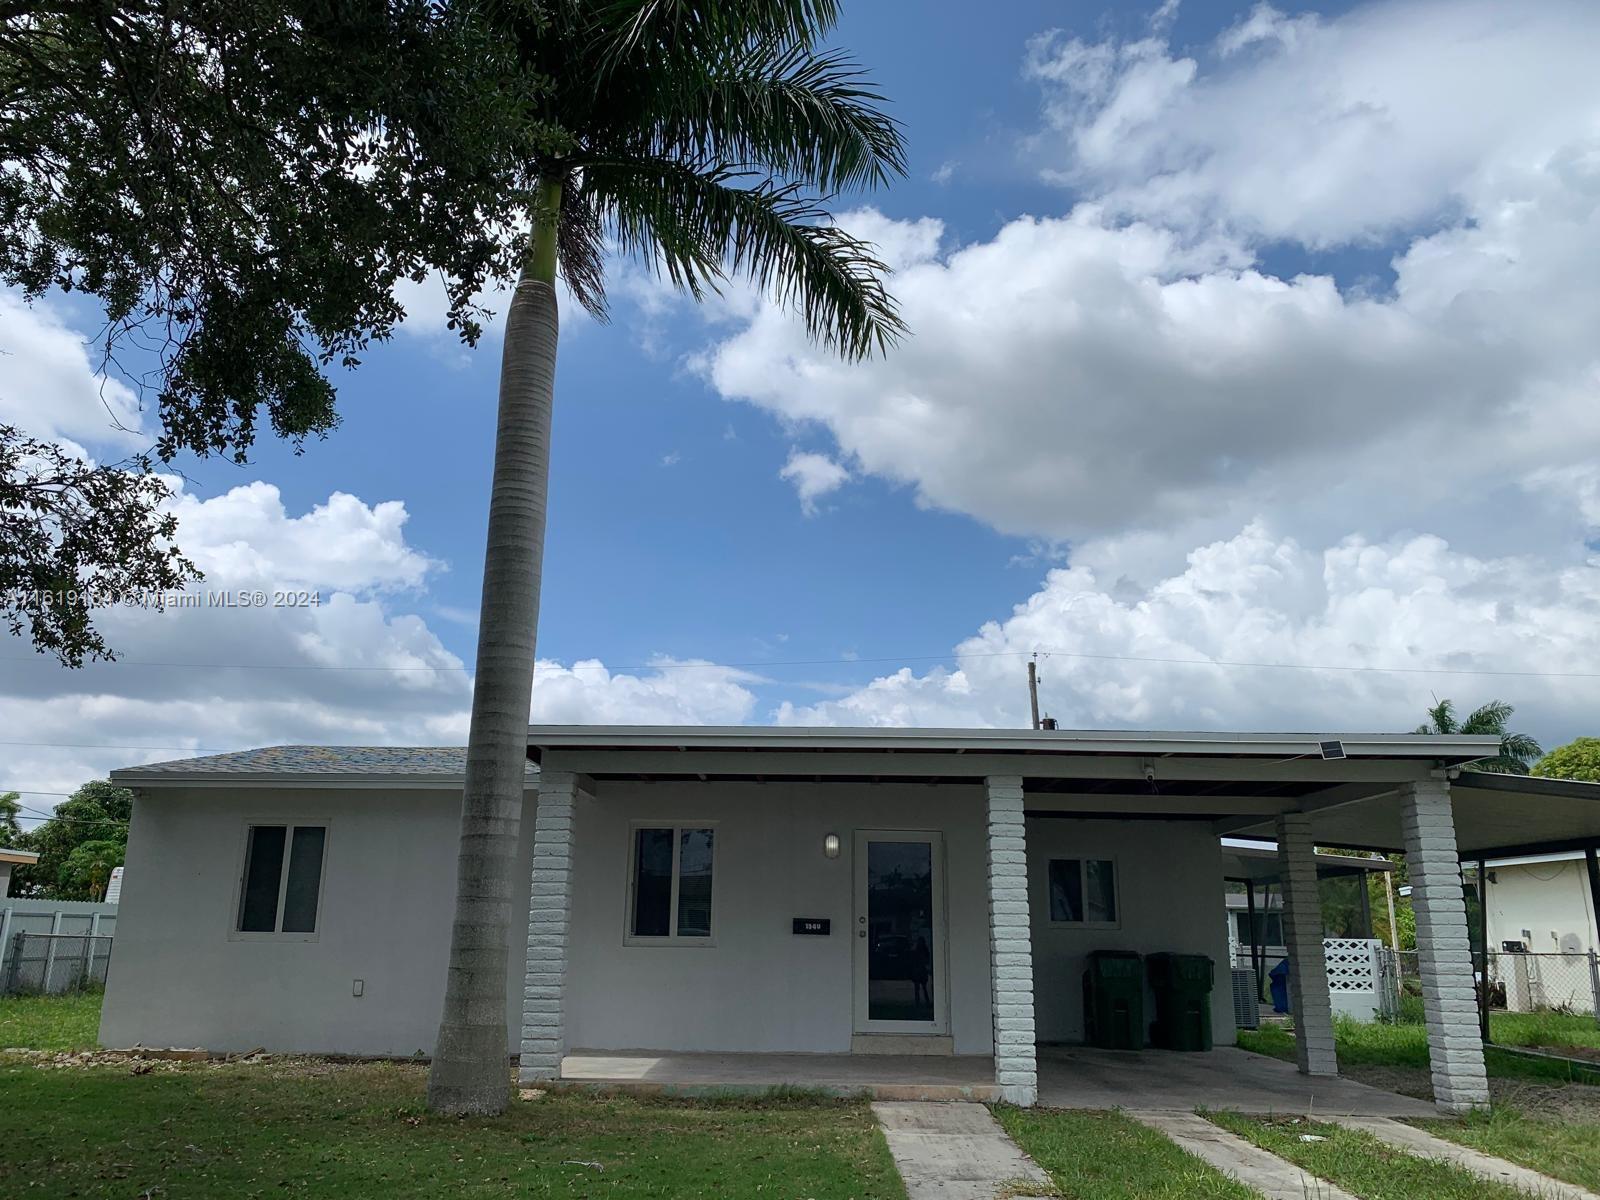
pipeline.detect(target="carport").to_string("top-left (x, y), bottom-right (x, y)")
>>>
top-left (1224, 770), bottom-right (1600, 1111)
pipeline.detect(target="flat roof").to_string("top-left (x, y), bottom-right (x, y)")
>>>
top-left (0, 847), bottom-right (39, 866)
top-left (1220, 839), bottom-right (1395, 882)
top-left (111, 746), bottom-right (540, 789)
top-left (525, 725), bottom-right (1499, 762)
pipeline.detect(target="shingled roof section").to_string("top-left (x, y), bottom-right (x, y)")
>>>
top-left (110, 746), bottom-right (538, 784)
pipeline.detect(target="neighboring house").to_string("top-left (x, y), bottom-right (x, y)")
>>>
top-left (1221, 842), bottom-right (1395, 961)
top-left (1221, 842), bottom-right (1395, 1021)
top-left (1483, 851), bottom-right (1598, 956)
top-left (0, 847), bottom-right (39, 899)
top-left (98, 726), bottom-right (1600, 1114)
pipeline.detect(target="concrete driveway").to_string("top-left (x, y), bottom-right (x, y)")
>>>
top-left (1037, 1045), bottom-right (1435, 1117)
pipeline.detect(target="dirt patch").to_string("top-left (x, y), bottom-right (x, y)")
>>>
top-left (0, 1047), bottom-right (428, 1080)
top-left (1336, 1062), bottom-right (1600, 1120)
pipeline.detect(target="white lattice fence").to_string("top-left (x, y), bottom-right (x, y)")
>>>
top-left (1323, 937), bottom-right (1382, 1020)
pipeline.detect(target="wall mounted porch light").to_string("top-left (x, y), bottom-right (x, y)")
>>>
top-left (823, 833), bottom-right (841, 859)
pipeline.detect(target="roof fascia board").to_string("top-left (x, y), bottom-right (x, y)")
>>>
top-left (112, 774), bottom-right (537, 791)
top-left (527, 725), bottom-right (1498, 759)
top-left (540, 748), bottom-right (1438, 783)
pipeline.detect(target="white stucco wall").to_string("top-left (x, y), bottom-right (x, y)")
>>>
top-left (0, 862), bottom-right (11, 898)
top-left (99, 785), bottom-right (535, 1056)
top-left (99, 780), bottom-right (1240, 1060)
top-left (564, 780), bottom-right (997, 1055)
top-left (1486, 857), bottom-right (1598, 955)
top-left (1028, 818), bottom-right (1236, 1046)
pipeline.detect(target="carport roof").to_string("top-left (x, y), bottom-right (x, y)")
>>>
top-left (1220, 839), bottom-right (1394, 883)
top-left (1226, 772), bottom-right (1600, 859)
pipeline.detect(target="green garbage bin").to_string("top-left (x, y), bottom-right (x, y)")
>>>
top-left (1146, 952), bottom-right (1214, 1051)
top-left (1083, 950), bottom-right (1144, 1049)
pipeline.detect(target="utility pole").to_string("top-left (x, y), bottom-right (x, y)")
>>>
top-left (1027, 656), bottom-right (1041, 730)
top-left (1383, 868), bottom-right (1400, 951)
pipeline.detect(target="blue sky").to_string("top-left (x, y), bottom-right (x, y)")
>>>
top-left (6, 0), bottom-right (1600, 801)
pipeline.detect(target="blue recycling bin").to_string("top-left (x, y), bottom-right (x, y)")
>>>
top-left (1268, 958), bottom-right (1290, 1013)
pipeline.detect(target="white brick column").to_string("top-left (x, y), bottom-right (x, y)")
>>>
top-left (1276, 812), bottom-right (1338, 1076)
top-left (1401, 779), bottom-right (1490, 1114)
top-left (985, 775), bottom-right (1036, 1106)
top-left (519, 770), bottom-right (582, 1083)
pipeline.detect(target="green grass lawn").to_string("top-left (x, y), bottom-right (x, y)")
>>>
top-left (996, 1107), bottom-right (1256, 1200)
top-left (1208, 1112), bottom-right (1530, 1200)
top-left (1490, 1010), bottom-right (1600, 1053)
top-left (1237, 1015), bottom-right (1600, 1085)
top-left (0, 990), bottom-right (103, 1051)
top-left (0, 1058), bottom-right (906, 1199)
top-left (1417, 1106), bottom-right (1600, 1194)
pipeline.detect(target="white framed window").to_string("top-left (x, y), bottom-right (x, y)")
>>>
top-left (1048, 857), bottom-right (1119, 927)
top-left (233, 822), bottom-right (328, 938)
top-left (626, 824), bottom-right (716, 944)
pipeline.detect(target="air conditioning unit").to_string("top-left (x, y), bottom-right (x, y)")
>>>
top-left (1231, 967), bottom-right (1260, 1030)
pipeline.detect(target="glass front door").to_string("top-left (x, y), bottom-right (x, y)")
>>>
top-left (853, 831), bottom-right (946, 1034)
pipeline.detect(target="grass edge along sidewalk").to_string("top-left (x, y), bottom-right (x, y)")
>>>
top-left (996, 1105), bottom-right (1258, 1200)
top-left (1208, 1112), bottom-right (1533, 1200)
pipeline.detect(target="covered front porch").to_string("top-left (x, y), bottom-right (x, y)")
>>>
top-left (517, 725), bottom-right (1600, 1117)
top-left (549, 1045), bottom-right (1434, 1117)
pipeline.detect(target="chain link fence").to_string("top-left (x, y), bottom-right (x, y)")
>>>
top-left (1383, 947), bottom-right (1600, 1024)
top-left (1, 932), bottom-right (113, 996)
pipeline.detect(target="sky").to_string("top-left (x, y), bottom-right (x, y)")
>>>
top-left (6, 0), bottom-right (1600, 812)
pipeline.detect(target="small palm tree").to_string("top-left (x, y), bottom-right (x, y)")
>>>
top-left (1414, 699), bottom-right (1542, 774)
top-left (429, 1), bottom-right (907, 1115)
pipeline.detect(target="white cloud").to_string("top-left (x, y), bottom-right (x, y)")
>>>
top-left (0, 293), bottom-right (147, 455)
top-left (530, 658), bottom-right (758, 726)
top-left (1, 483), bottom-right (758, 802)
top-left (699, 0), bottom-right (1600, 582)
top-left (777, 522), bottom-right (1600, 746)
top-left (1027, 0), bottom-right (1600, 247)
top-left (779, 449), bottom-right (850, 515)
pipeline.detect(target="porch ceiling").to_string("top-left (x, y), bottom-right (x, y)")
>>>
top-left (528, 726), bottom-right (1494, 803)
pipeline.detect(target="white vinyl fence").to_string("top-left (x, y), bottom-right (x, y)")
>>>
top-left (0, 900), bottom-right (118, 995)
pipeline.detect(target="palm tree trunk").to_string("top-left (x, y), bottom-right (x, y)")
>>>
top-left (427, 178), bottom-right (562, 1115)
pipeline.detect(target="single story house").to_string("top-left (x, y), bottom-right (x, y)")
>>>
top-left (0, 847), bottom-right (38, 899)
top-left (101, 726), bottom-right (1600, 1114)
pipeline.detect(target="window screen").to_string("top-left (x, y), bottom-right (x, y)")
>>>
top-left (237, 823), bottom-right (326, 934)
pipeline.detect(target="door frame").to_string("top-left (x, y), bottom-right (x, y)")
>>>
top-left (852, 829), bottom-right (950, 1036)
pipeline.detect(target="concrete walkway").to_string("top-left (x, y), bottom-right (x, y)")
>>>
top-left (1333, 1116), bottom-right (1600, 1200)
top-left (1129, 1110), bottom-right (1358, 1200)
top-left (871, 1101), bottom-right (1052, 1200)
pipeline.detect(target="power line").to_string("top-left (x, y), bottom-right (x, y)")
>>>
top-left (2, 646), bottom-right (1597, 680)
top-left (14, 804), bottom-right (128, 827)
top-left (0, 739), bottom-right (231, 753)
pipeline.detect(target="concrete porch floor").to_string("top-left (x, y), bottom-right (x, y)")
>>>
top-left (556, 1050), bottom-right (1003, 1101)
top-left (552, 1045), bottom-right (1434, 1116)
